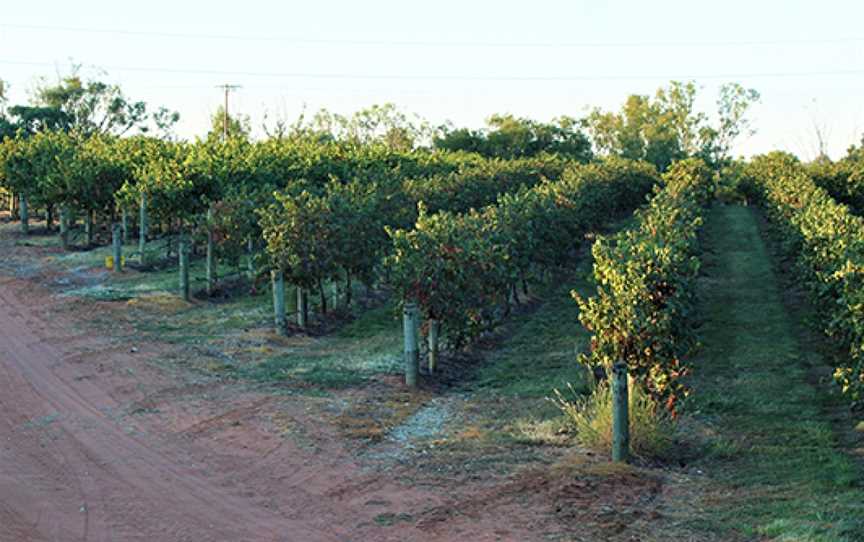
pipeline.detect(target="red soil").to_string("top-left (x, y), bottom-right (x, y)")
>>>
top-left (0, 274), bottom-right (550, 541)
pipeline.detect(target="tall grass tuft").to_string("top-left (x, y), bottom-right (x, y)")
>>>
top-left (550, 378), bottom-right (676, 460)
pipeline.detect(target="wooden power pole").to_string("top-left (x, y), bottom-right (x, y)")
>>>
top-left (215, 84), bottom-right (242, 140)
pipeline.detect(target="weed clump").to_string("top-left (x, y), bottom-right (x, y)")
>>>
top-left (551, 379), bottom-right (676, 460)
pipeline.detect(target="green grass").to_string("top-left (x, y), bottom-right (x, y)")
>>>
top-left (59, 246), bottom-right (250, 301)
top-left (688, 204), bottom-right (864, 541)
top-left (118, 281), bottom-right (403, 389)
top-left (461, 220), bottom-right (635, 447)
top-left (234, 304), bottom-right (403, 388)
top-left (456, 253), bottom-right (606, 450)
top-left (14, 235), bottom-right (61, 248)
top-left (469, 215), bottom-right (637, 401)
top-left (469, 257), bottom-right (594, 399)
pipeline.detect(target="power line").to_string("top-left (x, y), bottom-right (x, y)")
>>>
top-left (1, 22), bottom-right (862, 49)
top-left (1, 59), bottom-right (864, 82)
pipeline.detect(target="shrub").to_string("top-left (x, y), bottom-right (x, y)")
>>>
top-left (387, 158), bottom-right (659, 347)
top-left (745, 153), bottom-right (864, 404)
top-left (575, 158), bottom-right (714, 413)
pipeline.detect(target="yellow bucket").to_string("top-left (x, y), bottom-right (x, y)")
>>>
top-left (105, 255), bottom-right (127, 269)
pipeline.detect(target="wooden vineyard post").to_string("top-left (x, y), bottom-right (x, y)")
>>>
top-left (612, 362), bottom-right (630, 463)
top-left (272, 271), bottom-right (288, 333)
top-left (139, 193), bottom-right (148, 265)
top-left (179, 237), bottom-right (190, 301)
top-left (296, 287), bottom-right (308, 329)
top-left (121, 208), bottom-right (129, 243)
top-left (344, 273), bottom-right (353, 308)
top-left (19, 194), bottom-right (28, 235)
top-left (59, 206), bottom-right (70, 250)
top-left (272, 270), bottom-right (287, 335)
top-left (84, 211), bottom-right (94, 247)
top-left (330, 281), bottom-right (339, 311)
top-left (112, 223), bottom-right (123, 273)
top-left (427, 319), bottom-right (440, 374)
top-left (246, 238), bottom-right (255, 280)
top-left (403, 301), bottom-right (419, 388)
top-left (206, 204), bottom-right (216, 296)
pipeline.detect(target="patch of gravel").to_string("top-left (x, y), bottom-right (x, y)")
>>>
top-left (363, 397), bottom-right (462, 465)
top-left (55, 267), bottom-right (126, 299)
top-left (0, 257), bottom-right (41, 279)
top-left (11, 263), bottom-right (41, 279)
top-left (388, 398), bottom-right (452, 446)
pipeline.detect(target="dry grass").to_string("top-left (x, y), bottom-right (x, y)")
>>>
top-left (510, 417), bottom-right (572, 446)
top-left (551, 379), bottom-right (676, 460)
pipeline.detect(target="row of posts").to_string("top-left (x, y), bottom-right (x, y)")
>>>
top-left (14, 193), bottom-right (149, 263)
top-left (16, 195), bottom-right (239, 304)
top-left (269, 282), bottom-right (632, 462)
top-left (138, 238), bottom-right (634, 464)
top-left (14, 190), bottom-right (631, 464)
top-left (92, 226), bottom-right (636, 464)
top-left (13, 194), bottom-right (129, 248)
top-left (269, 271), bottom-right (308, 331)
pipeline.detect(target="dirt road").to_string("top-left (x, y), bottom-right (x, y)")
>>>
top-left (0, 258), bottom-right (551, 542)
top-left (0, 276), bottom-right (358, 541)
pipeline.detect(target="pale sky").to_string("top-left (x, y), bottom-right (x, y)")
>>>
top-left (1, 0), bottom-right (863, 159)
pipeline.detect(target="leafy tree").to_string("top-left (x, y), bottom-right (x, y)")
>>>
top-left (0, 136), bottom-right (35, 199)
top-left (0, 82), bottom-right (16, 139)
top-left (586, 81), bottom-right (759, 170)
top-left (339, 103), bottom-right (430, 150)
top-left (35, 74), bottom-right (143, 135)
top-left (152, 107), bottom-right (181, 140)
top-left (116, 140), bottom-right (217, 231)
top-left (844, 134), bottom-right (864, 163)
top-left (432, 127), bottom-right (485, 154)
top-left (31, 67), bottom-right (179, 137)
top-left (699, 83), bottom-right (761, 165)
top-left (326, 180), bottom-right (388, 297)
top-left (261, 102), bottom-right (296, 140)
top-left (259, 178), bottom-right (390, 312)
top-left (287, 103), bottom-right (432, 150)
top-left (0, 117), bottom-right (14, 141)
top-left (0, 79), bottom-right (72, 138)
top-left (207, 105), bottom-right (251, 141)
top-left (0, 79), bottom-right (11, 140)
top-left (587, 86), bottom-right (689, 171)
top-left (6, 105), bottom-right (71, 135)
top-left (259, 189), bottom-right (338, 299)
top-left (435, 115), bottom-right (593, 161)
